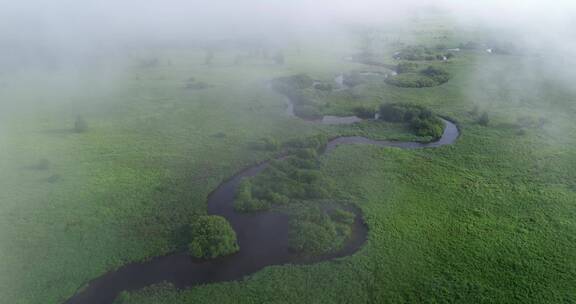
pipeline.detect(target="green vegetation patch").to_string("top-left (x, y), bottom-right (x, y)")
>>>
top-left (288, 204), bottom-right (356, 256)
top-left (188, 216), bottom-right (239, 259)
top-left (394, 45), bottom-right (455, 61)
top-left (235, 135), bottom-right (330, 212)
top-left (386, 65), bottom-right (451, 88)
top-left (379, 102), bottom-right (445, 139)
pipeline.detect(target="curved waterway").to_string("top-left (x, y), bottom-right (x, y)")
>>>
top-left (65, 78), bottom-right (459, 304)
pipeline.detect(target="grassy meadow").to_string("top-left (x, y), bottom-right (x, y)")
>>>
top-left (1, 22), bottom-right (576, 304)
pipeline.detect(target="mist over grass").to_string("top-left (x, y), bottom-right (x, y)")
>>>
top-left (1, 1), bottom-right (576, 304)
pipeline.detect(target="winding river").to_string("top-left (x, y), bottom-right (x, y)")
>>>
top-left (65, 73), bottom-right (459, 304)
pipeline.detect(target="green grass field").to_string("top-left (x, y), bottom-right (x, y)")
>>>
top-left (1, 20), bottom-right (576, 304)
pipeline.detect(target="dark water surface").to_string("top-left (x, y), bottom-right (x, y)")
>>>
top-left (65, 76), bottom-right (459, 304)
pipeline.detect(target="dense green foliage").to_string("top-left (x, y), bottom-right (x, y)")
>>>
top-left (386, 65), bottom-right (451, 88)
top-left (234, 180), bottom-right (272, 212)
top-left (379, 103), bottom-right (445, 139)
top-left (396, 61), bottom-right (419, 73)
top-left (235, 135), bottom-right (330, 212)
top-left (478, 111), bottom-right (490, 126)
top-left (3, 17), bottom-right (576, 304)
top-left (288, 205), bottom-right (355, 255)
top-left (353, 105), bottom-right (377, 119)
top-left (394, 45), bottom-right (454, 61)
top-left (188, 216), bottom-right (239, 259)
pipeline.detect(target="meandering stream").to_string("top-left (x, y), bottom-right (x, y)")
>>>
top-left (65, 72), bottom-right (459, 304)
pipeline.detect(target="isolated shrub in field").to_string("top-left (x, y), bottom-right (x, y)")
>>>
top-left (353, 105), bottom-right (377, 119)
top-left (74, 115), bottom-right (88, 133)
top-left (188, 215), bottom-right (239, 259)
top-left (478, 111), bottom-right (490, 126)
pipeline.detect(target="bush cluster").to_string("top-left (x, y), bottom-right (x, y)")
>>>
top-left (188, 216), bottom-right (239, 259)
top-left (235, 135), bottom-right (330, 212)
top-left (353, 105), bottom-right (377, 119)
top-left (379, 103), bottom-right (445, 139)
top-left (386, 65), bottom-right (450, 88)
top-left (394, 46), bottom-right (454, 61)
top-left (288, 206), bottom-right (356, 255)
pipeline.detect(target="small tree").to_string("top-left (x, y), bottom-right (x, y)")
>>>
top-left (188, 216), bottom-right (239, 259)
top-left (74, 115), bottom-right (88, 133)
top-left (478, 111), bottom-right (490, 126)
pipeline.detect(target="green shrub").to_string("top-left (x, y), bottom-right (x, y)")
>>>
top-left (353, 106), bottom-right (377, 119)
top-left (234, 198), bottom-right (271, 212)
top-left (385, 66), bottom-right (450, 88)
top-left (396, 62), bottom-right (419, 73)
top-left (188, 216), bottom-right (239, 259)
top-left (234, 180), bottom-right (271, 212)
top-left (478, 111), bottom-right (490, 126)
top-left (331, 208), bottom-right (356, 225)
top-left (288, 206), bottom-right (354, 255)
top-left (412, 117), bottom-right (444, 138)
top-left (379, 103), bottom-right (445, 139)
top-left (268, 192), bottom-right (290, 205)
top-left (289, 220), bottom-right (338, 255)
